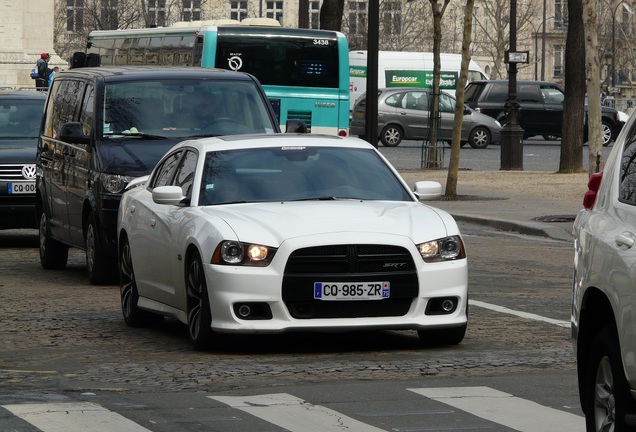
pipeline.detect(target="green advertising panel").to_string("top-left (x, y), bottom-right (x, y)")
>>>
top-left (349, 66), bottom-right (367, 78)
top-left (385, 70), bottom-right (458, 90)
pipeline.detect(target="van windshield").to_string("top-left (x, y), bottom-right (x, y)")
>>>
top-left (102, 80), bottom-right (276, 140)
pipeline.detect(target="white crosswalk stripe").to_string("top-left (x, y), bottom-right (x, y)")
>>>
top-left (2, 402), bottom-right (153, 432)
top-left (210, 393), bottom-right (386, 432)
top-left (409, 387), bottom-right (584, 432)
top-left (2, 386), bottom-right (583, 431)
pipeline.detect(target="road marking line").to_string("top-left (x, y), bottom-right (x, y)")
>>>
top-left (210, 393), bottom-right (386, 432)
top-left (470, 299), bottom-right (570, 327)
top-left (408, 386), bottom-right (583, 432)
top-left (2, 402), bottom-right (152, 432)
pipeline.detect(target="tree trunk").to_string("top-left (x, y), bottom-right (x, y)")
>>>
top-left (583, 0), bottom-right (603, 175)
top-left (319, 0), bottom-right (344, 31)
top-left (425, 0), bottom-right (450, 169)
top-left (446, 0), bottom-right (474, 196)
top-left (560, 0), bottom-right (585, 173)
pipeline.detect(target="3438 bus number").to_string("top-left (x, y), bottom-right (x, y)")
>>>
top-left (313, 39), bottom-right (330, 46)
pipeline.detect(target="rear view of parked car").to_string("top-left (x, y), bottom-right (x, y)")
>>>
top-left (36, 66), bottom-right (284, 285)
top-left (350, 88), bottom-right (501, 148)
top-left (0, 90), bottom-right (46, 230)
top-left (572, 110), bottom-right (636, 430)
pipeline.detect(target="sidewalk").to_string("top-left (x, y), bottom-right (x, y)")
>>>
top-left (399, 169), bottom-right (590, 241)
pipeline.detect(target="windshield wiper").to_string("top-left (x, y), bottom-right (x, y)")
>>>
top-left (118, 132), bottom-right (168, 140)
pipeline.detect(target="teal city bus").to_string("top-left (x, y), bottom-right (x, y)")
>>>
top-left (77, 22), bottom-right (350, 136)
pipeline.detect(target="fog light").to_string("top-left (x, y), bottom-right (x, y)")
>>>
top-left (441, 299), bottom-right (455, 312)
top-left (238, 304), bottom-right (251, 318)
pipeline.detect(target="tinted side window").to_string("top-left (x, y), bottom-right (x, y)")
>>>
top-left (385, 93), bottom-right (402, 107)
top-left (619, 128), bottom-right (636, 205)
top-left (484, 83), bottom-right (508, 103)
top-left (43, 79), bottom-right (85, 139)
top-left (151, 151), bottom-right (183, 189)
top-left (519, 84), bottom-right (541, 102)
top-left (79, 84), bottom-right (94, 137)
top-left (174, 150), bottom-right (197, 197)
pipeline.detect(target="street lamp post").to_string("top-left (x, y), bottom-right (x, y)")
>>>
top-left (501, 0), bottom-right (527, 171)
top-left (606, 0), bottom-right (634, 90)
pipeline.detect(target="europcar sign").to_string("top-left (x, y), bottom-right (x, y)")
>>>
top-left (385, 70), bottom-right (458, 90)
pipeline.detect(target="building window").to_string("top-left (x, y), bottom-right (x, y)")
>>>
top-left (266, 1), bottom-right (284, 24)
top-left (100, 0), bottom-right (118, 29)
top-left (148, 0), bottom-right (166, 27)
top-left (309, 1), bottom-right (320, 29)
top-left (66, 0), bottom-right (84, 32)
top-left (230, 1), bottom-right (248, 21)
top-left (182, 0), bottom-right (201, 21)
top-left (554, 0), bottom-right (567, 27)
top-left (382, 1), bottom-right (401, 36)
top-left (348, 1), bottom-right (367, 35)
top-left (553, 44), bottom-right (564, 77)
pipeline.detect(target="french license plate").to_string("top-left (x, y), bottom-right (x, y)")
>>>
top-left (8, 182), bottom-right (35, 194)
top-left (314, 282), bottom-right (390, 301)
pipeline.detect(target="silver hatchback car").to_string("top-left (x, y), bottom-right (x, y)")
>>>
top-left (350, 88), bottom-right (502, 148)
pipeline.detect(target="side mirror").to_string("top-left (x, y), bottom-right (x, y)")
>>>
top-left (285, 118), bottom-right (308, 134)
top-left (413, 181), bottom-right (442, 200)
top-left (152, 186), bottom-right (186, 205)
top-left (59, 122), bottom-right (90, 145)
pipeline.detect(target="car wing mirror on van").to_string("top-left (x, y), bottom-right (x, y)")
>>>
top-left (285, 118), bottom-right (308, 134)
top-left (59, 122), bottom-right (90, 145)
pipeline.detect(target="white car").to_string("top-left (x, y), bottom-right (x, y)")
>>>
top-left (117, 134), bottom-right (468, 350)
top-left (573, 110), bottom-right (636, 430)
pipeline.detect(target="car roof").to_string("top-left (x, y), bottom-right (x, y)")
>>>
top-left (468, 79), bottom-right (563, 86)
top-left (175, 134), bottom-right (375, 153)
top-left (0, 89), bottom-right (47, 100)
top-left (56, 66), bottom-right (256, 82)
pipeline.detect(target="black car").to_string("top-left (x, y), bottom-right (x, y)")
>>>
top-left (36, 66), bottom-right (286, 284)
top-left (0, 90), bottom-right (46, 229)
top-left (464, 80), bottom-right (624, 146)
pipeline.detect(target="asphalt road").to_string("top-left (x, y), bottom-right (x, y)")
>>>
top-left (377, 137), bottom-right (612, 172)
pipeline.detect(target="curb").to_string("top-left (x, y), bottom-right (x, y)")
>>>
top-left (450, 213), bottom-right (574, 242)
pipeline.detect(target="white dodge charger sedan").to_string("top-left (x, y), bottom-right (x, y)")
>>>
top-left (117, 134), bottom-right (467, 350)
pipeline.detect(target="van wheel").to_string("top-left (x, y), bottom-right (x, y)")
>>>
top-left (86, 212), bottom-right (117, 285)
top-left (38, 209), bottom-right (68, 269)
top-left (380, 125), bottom-right (403, 147)
top-left (583, 325), bottom-right (636, 431)
top-left (469, 127), bottom-right (491, 149)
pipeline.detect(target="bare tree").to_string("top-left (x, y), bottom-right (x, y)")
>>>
top-left (446, 0), bottom-right (474, 196)
top-left (560, 0), bottom-right (586, 173)
top-left (584, 0), bottom-right (603, 174)
top-left (320, 0), bottom-right (345, 30)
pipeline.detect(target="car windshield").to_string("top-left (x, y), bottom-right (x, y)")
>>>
top-left (0, 99), bottom-right (44, 139)
top-left (102, 80), bottom-right (276, 140)
top-left (199, 146), bottom-right (413, 205)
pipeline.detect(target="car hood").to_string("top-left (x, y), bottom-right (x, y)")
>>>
top-left (206, 200), bottom-right (453, 246)
top-left (0, 139), bottom-right (38, 163)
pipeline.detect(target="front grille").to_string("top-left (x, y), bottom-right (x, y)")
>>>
top-left (282, 244), bottom-right (418, 319)
top-left (0, 164), bottom-right (36, 182)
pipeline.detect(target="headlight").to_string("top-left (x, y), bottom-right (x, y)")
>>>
top-left (101, 174), bottom-right (130, 194)
top-left (212, 240), bottom-right (277, 266)
top-left (417, 235), bottom-right (465, 262)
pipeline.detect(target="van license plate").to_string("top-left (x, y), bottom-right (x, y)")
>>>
top-left (313, 282), bottom-right (390, 301)
top-left (8, 182), bottom-right (36, 194)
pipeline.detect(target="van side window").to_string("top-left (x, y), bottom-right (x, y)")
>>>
top-left (519, 84), bottom-right (541, 103)
top-left (79, 85), bottom-right (94, 138)
top-left (44, 80), bottom-right (85, 139)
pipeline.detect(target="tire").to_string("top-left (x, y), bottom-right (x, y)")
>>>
top-left (583, 325), bottom-right (636, 431)
top-left (186, 250), bottom-right (216, 351)
top-left (119, 235), bottom-right (163, 327)
top-left (417, 324), bottom-right (466, 347)
top-left (468, 127), bottom-right (491, 149)
top-left (602, 121), bottom-right (613, 146)
top-left (38, 209), bottom-right (68, 270)
top-left (86, 212), bottom-right (117, 285)
top-left (380, 125), bottom-right (403, 147)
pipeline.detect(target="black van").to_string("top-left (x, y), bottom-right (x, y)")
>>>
top-left (464, 79), bottom-right (624, 145)
top-left (36, 66), bottom-right (289, 284)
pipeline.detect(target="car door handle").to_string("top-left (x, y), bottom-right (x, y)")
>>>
top-left (150, 218), bottom-right (156, 228)
top-left (615, 232), bottom-right (635, 250)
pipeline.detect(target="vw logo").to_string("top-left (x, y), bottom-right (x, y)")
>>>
top-left (22, 164), bottom-right (36, 180)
